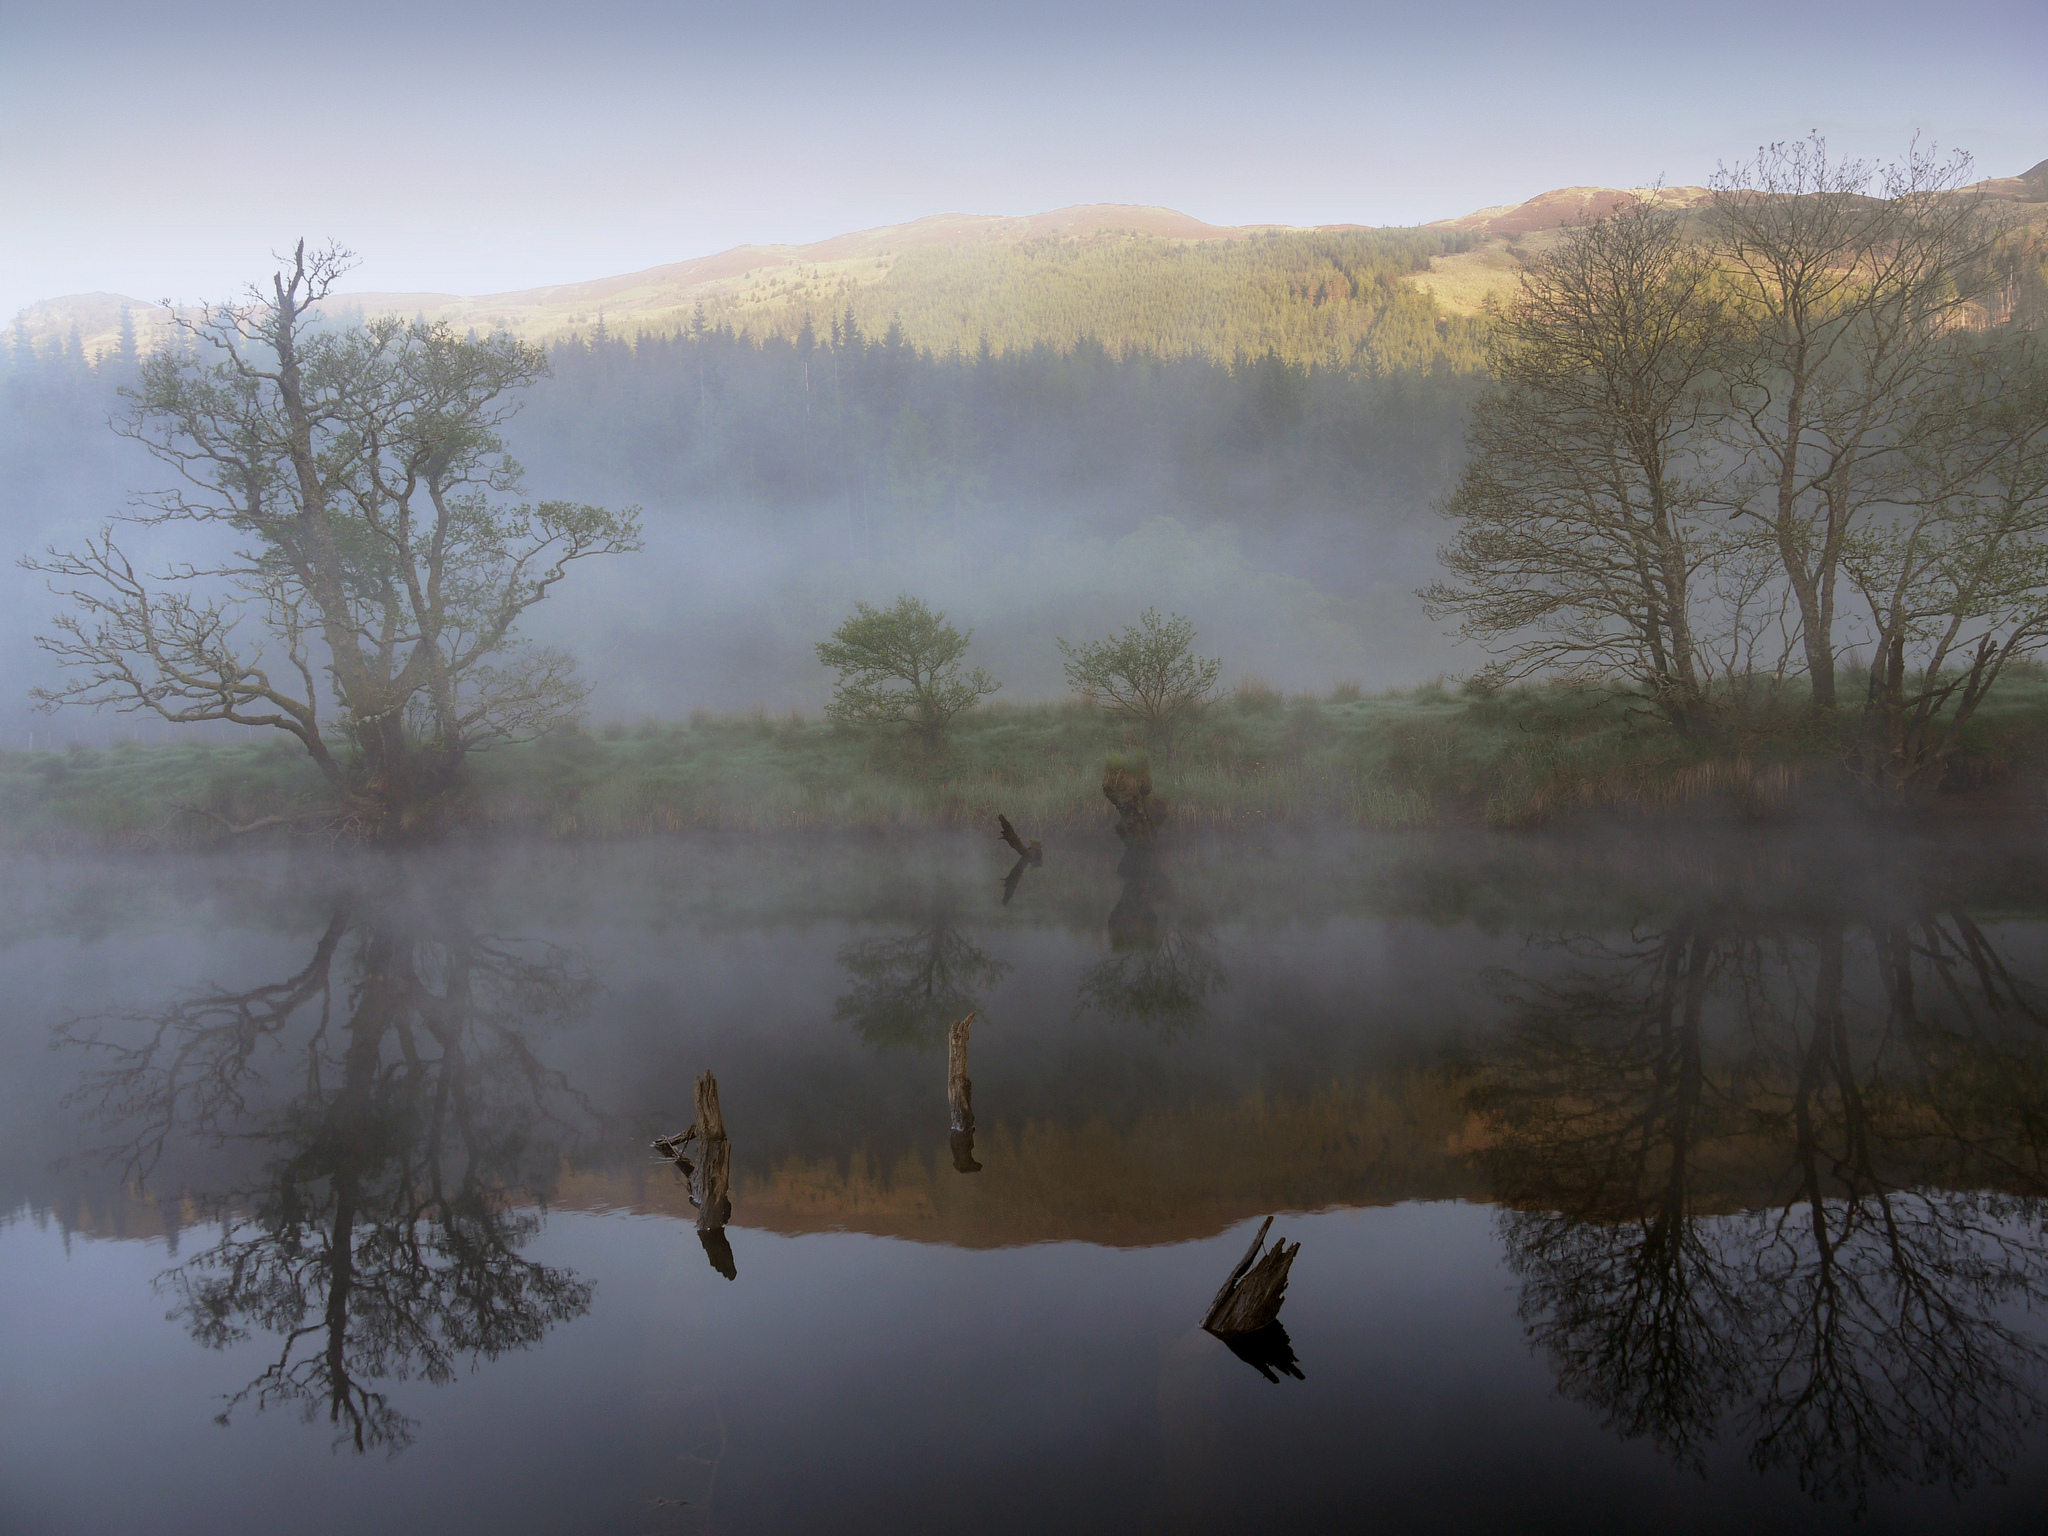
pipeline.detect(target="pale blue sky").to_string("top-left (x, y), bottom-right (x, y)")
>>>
top-left (2, 0), bottom-right (2042, 316)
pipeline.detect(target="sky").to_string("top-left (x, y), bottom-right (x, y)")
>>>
top-left (2, 0), bottom-right (2043, 317)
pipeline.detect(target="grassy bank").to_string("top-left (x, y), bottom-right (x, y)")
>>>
top-left (7, 673), bottom-right (2048, 848)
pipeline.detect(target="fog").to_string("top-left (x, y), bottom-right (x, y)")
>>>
top-left (0, 337), bottom-right (1473, 742)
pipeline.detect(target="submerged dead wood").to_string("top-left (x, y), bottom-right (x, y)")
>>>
top-left (947, 1012), bottom-right (981, 1172)
top-left (998, 815), bottom-right (1044, 906)
top-left (947, 1013), bottom-right (976, 1134)
top-left (1201, 1216), bottom-right (1300, 1335)
top-left (690, 1071), bottom-right (732, 1233)
top-left (997, 814), bottom-right (1044, 863)
top-left (651, 1071), bottom-right (733, 1237)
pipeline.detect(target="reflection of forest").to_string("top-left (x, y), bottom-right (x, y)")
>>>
top-left (562, 1072), bottom-right (1480, 1246)
top-left (55, 899), bottom-right (601, 1452)
top-left (834, 905), bottom-right (1011, 1049)
top-left (1468, 907), bottom-right (2048, 1508)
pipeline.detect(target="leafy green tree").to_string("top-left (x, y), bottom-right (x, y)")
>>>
top-left (815, 595), bottom-right (998, 744)
top-left (1057, 608), bottom-right (1221, 743)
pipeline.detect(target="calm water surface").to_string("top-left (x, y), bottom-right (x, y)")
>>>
top-left (3, 827), bottom-right (2047, 1534)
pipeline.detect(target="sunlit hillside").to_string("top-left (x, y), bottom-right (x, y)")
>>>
top-left (14, 160), bottom-right (2044, 372)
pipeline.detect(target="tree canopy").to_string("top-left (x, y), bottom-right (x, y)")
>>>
top-left (26, 242), bottom-right (640, 838)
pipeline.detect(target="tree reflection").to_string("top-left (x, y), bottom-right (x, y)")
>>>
top-left (1471, 906), bottom-right (2048, 1509)
top-left (56, 898), bottom-right (600, 1453)
top-left (833, 904), bottom-right (1010, 1050)
top-left (1075, 846), bottom-right (1227, 1037)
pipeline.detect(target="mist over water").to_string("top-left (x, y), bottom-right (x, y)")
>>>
top-left (5, 825), bottom-right (2048, 1532)
top-left (4, 34), bottom-right (2046, 1524)
top-left (0, 327), bottom-right (1476, 743)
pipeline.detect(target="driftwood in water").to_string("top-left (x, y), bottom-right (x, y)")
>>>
top-left (998, 815), bottom-right (1044, 906)
top-left (947, 1012), bottom-right (981, 1172)
top-left (947, 1013), bottom-right (976, 1133)
top-left (997, 814), bottom-right (1043, 863)
top-left (651, 1072), bottom-right (732, 1236)
top-left (689, 1071), bottom-right (732, 1233)
top-left (1201, 1216), bottom-right (1299, 1335)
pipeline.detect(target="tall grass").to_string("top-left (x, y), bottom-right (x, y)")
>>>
top-left (6, 672), bottom-right (2044, 847)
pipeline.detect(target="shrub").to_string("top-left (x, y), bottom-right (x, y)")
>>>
top-left (817, 596), bottom-right (1000, 747)
top-left (1057, 609), bottom-right (1222, 746)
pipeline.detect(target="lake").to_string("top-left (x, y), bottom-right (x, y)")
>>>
top-left (3, 826), bottom-right (2046, 1534)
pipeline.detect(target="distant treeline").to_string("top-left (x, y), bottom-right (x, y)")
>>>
top-left (2, 226), bottom-right (1494, 542)
top-left (671, 226), bottom-right (1491, 369)
top-left (510, 316), bottom-right (1486, 536)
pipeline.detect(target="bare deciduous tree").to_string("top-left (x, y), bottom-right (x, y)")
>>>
top-left (1422, 196), bottom-right (1729, 732)
top-left (1707, 136), bottom-right (2005, 713)
top-left (24, 241), bottom-right (641, 839)
top-left (1847, 331), bottom-right (2048, 802)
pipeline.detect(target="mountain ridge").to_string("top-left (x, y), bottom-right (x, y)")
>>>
top-left (14, 160), bottom-right (2043, 364)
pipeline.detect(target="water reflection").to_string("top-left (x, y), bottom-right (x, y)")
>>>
top-left (19, 829), bottom-right (2048, 1522)
top-left (1075, 844), bottom-right (1228, 1036)
top-left (1220, 1323), bottom-right (1305, 1384)
top-left (834, 906), bottom-right (1011, 1050)
top-left (54, 897), bottom-right (600, 1452)
top-left (1469, 904), bottom-right (2048, 1510)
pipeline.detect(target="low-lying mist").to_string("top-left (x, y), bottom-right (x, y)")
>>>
top-left (0, 346), bottom-right (1469, 744)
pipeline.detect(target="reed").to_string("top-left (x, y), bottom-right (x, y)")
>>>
top-left (6, 671), bottom-right (2045, 847)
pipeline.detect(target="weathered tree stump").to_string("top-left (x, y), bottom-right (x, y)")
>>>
top-left (947, 1013), bottom-right (976, 1134)
top-left (998, 815), bottom-right (1043, 906)
top-left (1201, 1216), bottom-right (1299, 1335)
top-left (997, 814), bottom-right (1044, 864)
top-left (690, 1071), bottom-right (731, 1233)
top-left (651, 1072), bottom-right (732, 1236)
top-left (1103, 759), bottom-right (1166, 844)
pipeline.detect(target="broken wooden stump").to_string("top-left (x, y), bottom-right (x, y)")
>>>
top-left (1201, 1216), bottom-right (1299, 1336)
top-left (947, 1012), bottom-right (976, 1134)
top-left (997, 813), bottom-right (1044, 864)
top-left (1102, 757), bottom-right (1166, 844)
top-left (651, 1072), bottom-right (732, 1236)
top-left (690, 1071), bottom-right (731, 1233)
top-left (946, 1012), bottom-right (982, 1171)
top-left (997, 815), bottom-right (1043, 906)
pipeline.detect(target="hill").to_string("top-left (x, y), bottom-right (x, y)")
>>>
top-left (14, 160), bottom-right (2045, 369)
